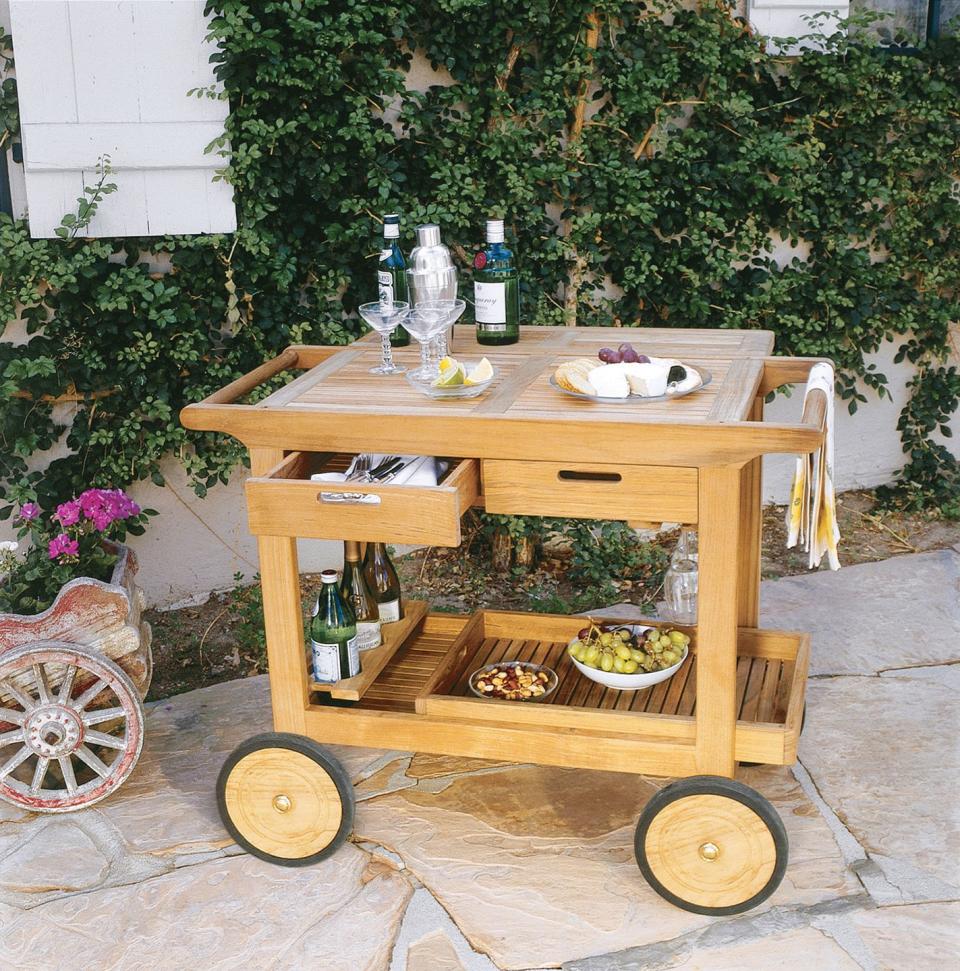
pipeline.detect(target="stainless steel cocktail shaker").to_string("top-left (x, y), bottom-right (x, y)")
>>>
top-left (408, 224), bottom-right (457, 305)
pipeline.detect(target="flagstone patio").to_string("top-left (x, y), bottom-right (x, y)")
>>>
top-left (1, 548), bottom-right (957, 970)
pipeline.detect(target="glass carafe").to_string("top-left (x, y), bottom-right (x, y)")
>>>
top-left (664, 527), bottom-right (698, 624)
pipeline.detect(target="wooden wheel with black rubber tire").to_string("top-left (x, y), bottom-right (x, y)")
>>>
top-left (216, 732), bottom-right (354, 867)
top-left (635, 775), bottom-right (788, 915)
top-left (739, 705), bottom-right (806, 768)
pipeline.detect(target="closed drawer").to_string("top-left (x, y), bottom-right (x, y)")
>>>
top-left (482, 460), bottom-right (698, 524)
top-left (246, 452), bottom-right (480, 546)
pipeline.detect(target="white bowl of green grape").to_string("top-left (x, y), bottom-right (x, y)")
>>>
top-left (566, 622), bottom-right (690, 690)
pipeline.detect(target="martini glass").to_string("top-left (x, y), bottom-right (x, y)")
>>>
top-left (358, 301), bottom-right (410, 375)
top-left (405, 299), bottom-right (466, 381)
top-left (407, 265), bottom-right (459, 364)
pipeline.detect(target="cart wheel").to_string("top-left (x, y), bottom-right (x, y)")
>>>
top-left (0, 641), bottom-right (144, 813)
top-left (217, 732), bottom-right (354, 867)
top-left (635, 775), bottom-right (788, 916)
top-left (739, 706), bottom-right (806, 768)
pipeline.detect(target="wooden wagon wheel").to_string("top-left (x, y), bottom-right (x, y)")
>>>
top-left (635, 776), bottom-right (788, 916)
top-left (0, 642), bottom-right (144, 813)
top-left (217, 732), bottom-right (354, 867)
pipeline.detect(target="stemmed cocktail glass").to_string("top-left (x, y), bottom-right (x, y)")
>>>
top-left (405, 299), bottom-right (466, 381)
top-left (358, 301), bottom-right (409, 375)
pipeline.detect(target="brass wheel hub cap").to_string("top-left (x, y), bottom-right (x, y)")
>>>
top-left (699, 841), bottom-right (720, 862)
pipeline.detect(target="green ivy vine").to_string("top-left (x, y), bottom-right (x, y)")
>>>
top-left (0, 1), bottom-right (956, 515)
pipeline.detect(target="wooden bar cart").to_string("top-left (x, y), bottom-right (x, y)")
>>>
top-left (180, 327), bottom-right (828, 916)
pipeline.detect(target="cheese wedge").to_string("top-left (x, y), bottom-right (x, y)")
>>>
top-left (620, 362), bottom-right (669, 397)
top-left (587, 364), bottom-right (630, 398)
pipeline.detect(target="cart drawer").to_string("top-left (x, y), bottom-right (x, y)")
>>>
top-left (482, 460), bottom-right (698, 523)
top-left (245, 452), bottom-right (480, 546)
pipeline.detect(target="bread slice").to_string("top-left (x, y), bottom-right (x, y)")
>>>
top-left (570, 357), bottom-right (600, 372)
top-left (555, 362), bottom-right (597, 395)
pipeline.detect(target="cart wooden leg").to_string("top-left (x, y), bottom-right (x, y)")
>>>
top-left (257, 535), bottom-right (310, 736)
top-left (248, 447), bottom-right (311, 736)
top-left (695, 464), bottom-right (743, 777)
top-left (737, 398), bottom-right (764, 627)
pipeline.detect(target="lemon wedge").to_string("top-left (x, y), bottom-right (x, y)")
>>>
top-left (438, 356), bottom-right (459, 373)
top-left (464, 357), bottom-right (494, 386)
top-left (432, 362), bottom-right (465, 387)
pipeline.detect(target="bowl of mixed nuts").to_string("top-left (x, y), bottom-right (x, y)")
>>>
top-left (468, 661), bottom-right (558, 702)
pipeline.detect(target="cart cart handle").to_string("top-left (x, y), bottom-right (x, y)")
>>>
top-left (758, 357), bottom-right (829, 442)
top-left (202, 348), bottom-right (300, 405)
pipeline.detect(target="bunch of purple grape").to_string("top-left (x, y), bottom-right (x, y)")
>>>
top-left (598, 342), bottom-right (650, 364)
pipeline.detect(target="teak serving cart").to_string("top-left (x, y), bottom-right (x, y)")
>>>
top-left (181, 326), bottom-right (828, 916)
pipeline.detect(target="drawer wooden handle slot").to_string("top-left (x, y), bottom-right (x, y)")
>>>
top-left (317, 491), bottom-right (382, 506)
top-left (557, 469), bottom-right (622, 483)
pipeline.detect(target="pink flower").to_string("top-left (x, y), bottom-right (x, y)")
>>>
top-left (17, 502), bottom-right (40, 522)
top-left (76, 488), bottom-right (139, 530)
top-left (54, 500), bottom-right (82, 527)
top-left (48, 533), bottom-right (80, 560)
top-left (91, 510), bottom-right (113, 532)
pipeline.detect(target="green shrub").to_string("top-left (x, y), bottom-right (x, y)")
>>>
top-left (0, 3), bottom-right (956, 511)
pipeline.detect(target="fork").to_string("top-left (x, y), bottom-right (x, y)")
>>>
top-left (344, 453), bottom-right (372, 481)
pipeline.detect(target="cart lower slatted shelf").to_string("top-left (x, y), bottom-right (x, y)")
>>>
top-left (439, 636), bottom-right (793, 724)
top-left (343, 610), bottom-right (807, 769)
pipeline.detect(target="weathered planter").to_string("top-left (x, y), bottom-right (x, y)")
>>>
top-left (0, 543), bottom-right (152, 812)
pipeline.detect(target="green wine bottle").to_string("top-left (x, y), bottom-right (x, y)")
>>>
top-left (378, 213), bottom-right (411, 347)
top-left (310, 569), bottom-right (361, 682)
top-left (340, 540), bottom-right (382, 651)
top-left (362, 542), bottom-right (403, 623)
top-left (474, 218), bottom-right (520, 346)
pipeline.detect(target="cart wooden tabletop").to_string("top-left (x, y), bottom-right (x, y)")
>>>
top-left (180, 326), bottom-right (826, 466)
top-left (259, 326), bottom-right (773, 425)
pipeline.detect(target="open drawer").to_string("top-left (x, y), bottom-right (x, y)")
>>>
top-left (416, 610), bottom-right (809, 765)
top-left (245, 452), bottom-right (480, 546)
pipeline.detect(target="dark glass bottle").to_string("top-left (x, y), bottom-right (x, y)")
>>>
top-left (309, 569), bottom-right (361, 683)
top-left (340, 540), bottom-right (382, 651)
top-left (473, 218), bottom-right (520, 346)
top-left (362, 542), bottom-right (403, 623)
top-left (378, 213), bottom-right (411, 346)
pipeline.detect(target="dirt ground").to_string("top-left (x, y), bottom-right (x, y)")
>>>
top-left (144, 490), bottom-right (959, 701)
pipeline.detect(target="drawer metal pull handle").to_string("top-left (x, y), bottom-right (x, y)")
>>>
top-left (557, 470), bottom-right (622, 483)
top-left (318, 491), bottom-right (382, 506)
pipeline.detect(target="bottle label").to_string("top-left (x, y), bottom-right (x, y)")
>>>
top-left (345, 634), bottom-right (361, 676)
top-left (378, 268), bottom-right (394, 306)
top-left (475, 281), bottom-right (507, 324)
top-left (355, 620), bottom-right (382, 651)
top-left (311, 640), bottom-right (341, 683)
top-left (378, 598), bottom-right (401, 623)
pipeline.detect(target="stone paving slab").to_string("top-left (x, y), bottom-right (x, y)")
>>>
top-left (801, 665), bottom-right (960, 898)
top-left (355, 760), bottom-right (858, 970)
top-left (0, 845), bottom-right (411, 971)
top-left (851, 901), bottom-right (960, 971)
top-left (1, 552), bottom-right (958, 970)
top-left (564, 925), bottom-right (864, 971)
top-left (760, 548), bottom-right (960, 676)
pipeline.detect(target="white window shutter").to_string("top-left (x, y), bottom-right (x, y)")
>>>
top-left (9, 0), bottom-right (236, 238)
top-left (749, 1), bottom-right (851, 54)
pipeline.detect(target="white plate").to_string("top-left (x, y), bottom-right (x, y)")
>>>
top-left (550, 365), bottom-right (711, 403)
top-left (567, 625), bottom-right (689, 690)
